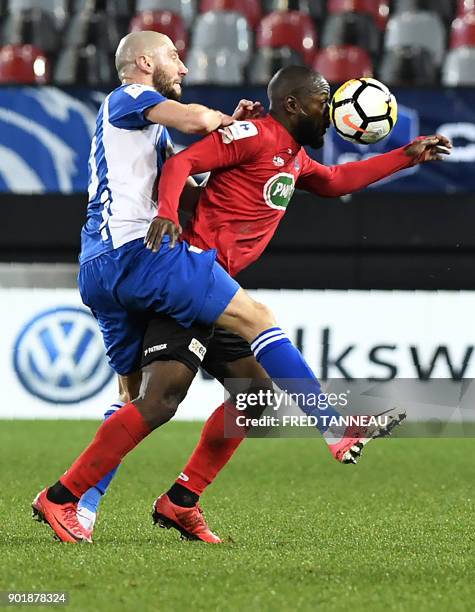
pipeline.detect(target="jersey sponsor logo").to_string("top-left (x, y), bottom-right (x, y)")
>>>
top-left (13, 307), bottom-right (113, 404)
top-left (188, 338), bottom-right (207, 361)
top-left (263, 172), bottom-right (296, 210)
top-left (123, 84), bottom-right (156, 99)
top-left (144, 343), bottom-right (167, 357)
top-left (219, 121), bottom-right (258, 144)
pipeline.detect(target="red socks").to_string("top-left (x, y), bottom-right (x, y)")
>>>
top-left (60, 402), bottom-right (151, 498)
top-left (175, 402), bottom-right (246, 496)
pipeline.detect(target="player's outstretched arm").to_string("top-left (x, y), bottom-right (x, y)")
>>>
top-left (145, 100), bottom-right (234, 135)
top-left (297, 134), bottom-right (452, 197)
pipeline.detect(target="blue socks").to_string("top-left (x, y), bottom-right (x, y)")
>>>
top-left (251, 327), bottom-right (341, 433)
top-left (77, 403), bottom-right (123, 514)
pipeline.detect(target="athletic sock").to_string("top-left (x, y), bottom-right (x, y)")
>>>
top-left (251, 327), bottom-right (341, 433)
top-left (78, 402), bottom-right (124, 514)
top-left (167, 483), bottom-right (199, 507)
top-left (171, 403), bottom-right (244, 497)
top-left (57, 402), bottom-right (151, 499)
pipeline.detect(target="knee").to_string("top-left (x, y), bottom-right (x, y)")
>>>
top-left (138, 388), bottom-right (187, 430)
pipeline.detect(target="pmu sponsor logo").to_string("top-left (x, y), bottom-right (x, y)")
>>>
top-left (263, 172), bottom-right (296, 210)
top-left (13, 307), bottom-right (113, 404)
top-left (297, 328), bottom-right (474, 381)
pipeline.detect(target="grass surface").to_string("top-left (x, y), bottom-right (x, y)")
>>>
top-left (1, 420), bottom-right (474, 611)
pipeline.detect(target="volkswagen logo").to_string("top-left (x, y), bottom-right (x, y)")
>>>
top-left (13, 306), bottom-right (113, 404)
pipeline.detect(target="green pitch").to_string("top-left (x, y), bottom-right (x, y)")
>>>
top-left (1, 420), bottom-right (474, 612)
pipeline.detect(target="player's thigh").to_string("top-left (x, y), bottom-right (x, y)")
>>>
top-left (90, 306), bottom-right (146, 376)
top-left (118, 372), bottom-right (142, 403)
top-left (137, 312), bottom-right (214, 426)
top-left (215, 287), bottom-right (276, 342)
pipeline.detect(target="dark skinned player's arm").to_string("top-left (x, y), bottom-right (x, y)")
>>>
top-left (296, 136), bottom-right (451, 197)
top-left (158, 130), bottom-right (256, 224)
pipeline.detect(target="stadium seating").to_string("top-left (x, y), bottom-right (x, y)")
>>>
top-left (263, 0), bottom-right (324, 19)
top-left (200, 0), bottom-right (261, 30)
top-left (327, 0), bottom-right (390, 30)
top-left (256, 10), bottom-right (317, 64)
top-left (2, 8), bottom-right (61, 53)
top-left (63, 10), bottom-right (121, 52)
top-left (248, 46), bottom-right (304, 84)
top-left (8, 0), bottom-right (67, 14)
top-left (129, 11), bottom-right (188, 56)
top-left (458, 0), bottom-right (475, 16)
top-left (442, 47), bottom-right (475, 85)
top-left (0, 43), bottom-right (49, 83)
top-left (182, 48), bottom-right (243, 84)
top-left (135, 0), bottom-right (197, 27)
top-left (450, 12), bottom-right (475, 49)
top-left (392, 0), bottom-right (454, 22)
top-left (191, 11), bottom-right (252, 65)
top-left (53, 44), bottom-right (114, 85)
top-left (313, 44), bottom-right (373, 82)
top-left (321, 12), bottom-right (380, 57)
top-left (384, 11), bottom-right (446, 66)
top-left (379, 46), bottom-right (438, 85)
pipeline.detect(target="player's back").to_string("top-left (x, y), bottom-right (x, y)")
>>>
top-left (80, 83), bottom-right (171, 265)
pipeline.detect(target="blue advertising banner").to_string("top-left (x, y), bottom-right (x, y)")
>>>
top-left (0, 85), bottom-right (474, 194)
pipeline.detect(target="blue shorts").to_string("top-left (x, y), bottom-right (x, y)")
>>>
top-left (78, 238), bottom-right (240, 375)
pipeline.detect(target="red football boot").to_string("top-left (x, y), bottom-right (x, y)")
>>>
top-left (152, 493), bottom-right (222, 544)
top-left (32, 488), bottom-right (92, 543)
top-left (326, 409), bottom-right (407, 464)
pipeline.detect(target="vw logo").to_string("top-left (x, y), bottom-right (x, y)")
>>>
top-left (13, 306), bottom-right (113, 404)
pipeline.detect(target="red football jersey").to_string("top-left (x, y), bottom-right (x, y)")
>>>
top-left (158, 114), bottom-right (413, 277)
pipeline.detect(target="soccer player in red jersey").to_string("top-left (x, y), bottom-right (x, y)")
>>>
top-left (33, 66), bottom-right (451, 544)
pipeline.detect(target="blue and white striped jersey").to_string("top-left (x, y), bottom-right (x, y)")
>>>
top-left (80, 83), bottom-right (171, 264)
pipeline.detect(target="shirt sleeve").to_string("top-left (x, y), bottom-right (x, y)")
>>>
top-left (108, 84), bottom-right (167, 130)
top-left (296, 147), bottom-right (414, 197)
top-left (157, 122), bottom-right (261, 224)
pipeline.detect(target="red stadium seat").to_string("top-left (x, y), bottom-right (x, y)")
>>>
top-left (0, 44), bottom-right (49, 84)
top-left (256, 11), bottom-right (317, 65)
top-left (451, 12), bottom-right (475, 48)
top-left (458, 0), bottom-right (475, 16)
top-left (327, 0), bottom-right (390, 30)
top-left (200, 0), bottom-right (261, 29)
top-left (313, 45), bottom-right (373, 82)
top-left (129, 11), bottom-right (188, 56)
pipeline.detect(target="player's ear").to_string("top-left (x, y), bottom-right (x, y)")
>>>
top-left (284, 95), bottom-right (300, 115)
top-left (137, 54), bottom-right (153, 74)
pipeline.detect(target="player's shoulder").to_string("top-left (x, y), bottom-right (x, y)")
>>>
top-left (110, 83), bottom-right (167, 105)
top-left (219, 120), bottom-right (260, 144)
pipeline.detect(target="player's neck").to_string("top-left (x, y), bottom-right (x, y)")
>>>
top-left (269, 110), bottom-right (299, 145)
top-left (122, 76), bottom-right (154, 88)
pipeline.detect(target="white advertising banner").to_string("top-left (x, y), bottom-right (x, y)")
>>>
top-left (2, 288), bottom-right (474, 419)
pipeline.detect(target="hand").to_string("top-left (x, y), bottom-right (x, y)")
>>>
top-left (232, 99), bottom-right (265, 121)
top-left (404, 134), bottom-right (452, 164)
top-left (219, 113), bottom-right (235, 128)
top-left (144, 217), bottom-right (182, 252)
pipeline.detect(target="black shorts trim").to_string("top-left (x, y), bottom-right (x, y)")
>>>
top-left (141, 315), bottom-right (252, 375)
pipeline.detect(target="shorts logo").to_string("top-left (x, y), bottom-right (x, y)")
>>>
top-left (188, 338), bottom-right (206, 361)
top-left (263, 172), bottom-right (295, 210)
top-left (13, 307), bottom-right (113, 404)
top-left (144, 343), bottom-right (167, 357)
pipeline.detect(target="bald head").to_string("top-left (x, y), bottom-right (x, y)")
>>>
top-left (267, 65), bottom-right (330, 110)
top-left (115, 31), bottom-right (172, 80)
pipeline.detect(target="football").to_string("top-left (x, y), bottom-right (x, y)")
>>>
top-left (330, 77), bottom-right (398, 145)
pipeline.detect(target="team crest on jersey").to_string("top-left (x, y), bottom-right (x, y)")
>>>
top-left (123, 84), bottom-right (155, 99)
top-left (263, 173), bottom-right (295, 210)
top-left (219, 121), bottom-right (258, 144)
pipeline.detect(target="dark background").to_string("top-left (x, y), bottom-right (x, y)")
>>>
top-left (3, 190), bottom-right (473, 289)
